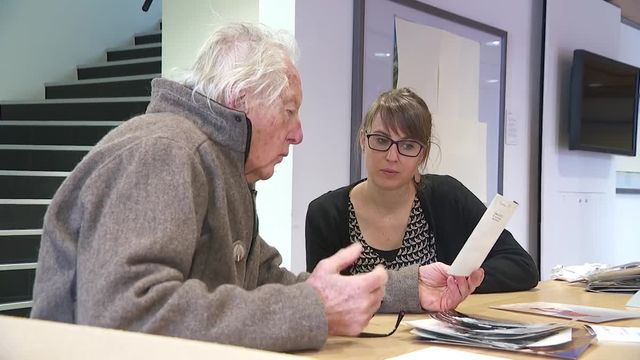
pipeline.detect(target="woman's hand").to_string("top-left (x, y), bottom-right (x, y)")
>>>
top-left (418, 262), bottom-right (484, 311)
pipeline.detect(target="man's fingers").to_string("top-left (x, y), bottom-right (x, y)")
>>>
top-left (351, 264), bottom-right (388, 292)
top-left (371, 285), bottom-right (385, 300)
top-left (368, 286), bottom-right (385, 312)
top-left (320, 243), bottom-right (363, 273)
top-left (369, 265), bottom-right (388, 292)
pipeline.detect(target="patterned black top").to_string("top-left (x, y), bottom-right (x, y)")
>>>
top-left (306, 175), bottom-right (539, 293)
top-left (348, 195), bottom-right (437, 274)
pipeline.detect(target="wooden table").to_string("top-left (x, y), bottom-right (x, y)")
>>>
top-left (0, 315), bottom-right (306, 360)
top-left (302, 281), bottom-right (640, 359)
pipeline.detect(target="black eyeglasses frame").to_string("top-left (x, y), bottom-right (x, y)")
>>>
top-left (358, 311), bottom-right (405, 338)
top-left (365, 133), bottom-right (424, 158)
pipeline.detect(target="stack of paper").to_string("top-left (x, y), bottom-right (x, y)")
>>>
top-left (585, 262), bottom-right (640, 293)
top-left (550, 263), bottom-right (609, 282)
top-left (405, 311), bottom-right (595, 359)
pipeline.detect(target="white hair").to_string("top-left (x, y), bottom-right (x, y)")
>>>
top-left (179, 22), bottom-right (299, 112)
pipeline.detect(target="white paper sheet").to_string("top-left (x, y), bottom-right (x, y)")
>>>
top-left (527, 328), bottom-right (572, 347)
top-left (448, 194), bottom-right (518, 276)
top-left (386, 347), bottom-right (509, 360)
top-left (586, 325), bottom-right (640, 343)
top-left (627, 290), bottom-right (640, 308)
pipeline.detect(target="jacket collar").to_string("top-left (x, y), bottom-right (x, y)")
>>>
top-left (146, 78), bottom-right (251, 159)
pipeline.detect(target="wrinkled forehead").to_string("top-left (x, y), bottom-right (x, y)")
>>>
top-left (283, 64), bottom-right (302, 107)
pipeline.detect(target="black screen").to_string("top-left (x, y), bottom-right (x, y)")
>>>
top-left (569, 49), bottom-right (639, 156)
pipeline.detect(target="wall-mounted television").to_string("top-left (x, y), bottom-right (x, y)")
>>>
top-left (569, 49), bottom-right (640, 156)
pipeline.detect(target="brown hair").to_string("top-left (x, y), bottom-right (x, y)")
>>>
top-left (360, 87), bottom-right (433, 164)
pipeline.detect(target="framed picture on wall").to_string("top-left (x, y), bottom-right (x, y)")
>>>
top-left (351, 0), bottom-right (507, 203)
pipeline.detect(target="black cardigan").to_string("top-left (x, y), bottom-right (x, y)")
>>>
top-left (305, 174), bottom-right (539, 293)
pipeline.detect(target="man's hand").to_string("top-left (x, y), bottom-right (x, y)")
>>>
top-left (307, 243), bottom-right (388, 336)
top-left (418, 262), bottom-right (484, 312)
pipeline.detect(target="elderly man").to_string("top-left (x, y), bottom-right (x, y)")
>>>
top-left (31, 23), bottom-right (482, 352)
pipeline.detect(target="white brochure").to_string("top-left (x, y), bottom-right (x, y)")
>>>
top-left (627, 290), bottom-right (640, 308)
top-left (386, 347), bottom-right (509, 360)
top-left (448, 194), bottom-right (518, 276)
top-left (586, 325), bottom-right (640, 343)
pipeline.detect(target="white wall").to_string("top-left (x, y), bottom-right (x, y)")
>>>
top-left (612, 24), bottom-right (640, 265)
top-left (0, 0), bottom-right (162, 101)
top-left (291, 0), bottom-right (354, 271)
top-left (612, 193), bottom-right (640, 263)
top-left (540, 0), bottom-right (623, 278)
top-left (257, 0), bottom-right (297, 269)
top-left (162, 0), bottom-right (258, 78)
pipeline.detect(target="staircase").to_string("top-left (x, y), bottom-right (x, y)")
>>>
top-left (0, 27), bottom-right (162, 318)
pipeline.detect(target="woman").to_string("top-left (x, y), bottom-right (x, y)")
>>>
top-left (306, 88), bottom-right (538, 293)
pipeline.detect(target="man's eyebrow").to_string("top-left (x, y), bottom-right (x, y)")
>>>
top-left (284, 97), bottom-right (301, 108)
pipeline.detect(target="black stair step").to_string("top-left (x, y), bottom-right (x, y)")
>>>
top-left (0, 269), bottom-right (36, 303)
top-left (107, 43), bottom-right (161, 61)
top-left (0, 235), bottom-right (40, 264)
top-left (0, 124), bottom-right (116, 146)
top-left (0, 175), bottom-right (65, 199)
top-left (0, 204), bottom-right (47, 230)
top-left (0, 98), bottom-right (149, 121)
top-left (46, 75), bottom-right (157, 99)
top-left (0, 149), bottom-right (88, 171)
top-left (0, 307), bottom-right (31, 318)
top-left (135, 30), bottom-right (161, 45)
top-left (78, 58), bottom-right (161, 80)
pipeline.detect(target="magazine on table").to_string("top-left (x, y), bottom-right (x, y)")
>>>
top-left (405, 310), bottom-right (595, 359)
top-left (491, 302), bottom-right (640, 323)
top-left (586, 261), bottom-right (640, 282)
top-left (587, 278), bottom-right (640, 293)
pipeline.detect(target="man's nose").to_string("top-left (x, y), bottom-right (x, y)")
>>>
top-left (289, 120), bottom-right (303, 145)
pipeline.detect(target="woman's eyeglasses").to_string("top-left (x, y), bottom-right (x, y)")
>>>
top-left (358, 311), bottom-right (405, 338)
top-left (365, 133), bottom-right (423, 157)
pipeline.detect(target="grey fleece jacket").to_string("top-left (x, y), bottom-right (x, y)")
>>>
top-left (31, 78), bottom-right (421, 352)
